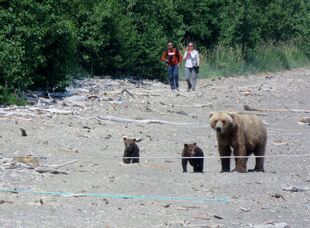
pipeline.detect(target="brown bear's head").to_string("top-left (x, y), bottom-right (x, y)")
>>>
top-left (209, 112), bottom-right (236, 134)
top-left (123, 137), bottom-right (136, 150)
top-left (183, 143), bottom-right (197, 156)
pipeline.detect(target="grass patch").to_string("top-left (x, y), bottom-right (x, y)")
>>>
top-left (0, 87), bottom-right (26, 106)
top-left (194, 41), bottom-right (310, 79)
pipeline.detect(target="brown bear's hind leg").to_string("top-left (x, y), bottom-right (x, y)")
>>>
top-left (249, 145), bottom-right (265, 172)
top-left (193, 158), bottom-right (204, 172)
top-left (131, 150), bottom-right (139, 163)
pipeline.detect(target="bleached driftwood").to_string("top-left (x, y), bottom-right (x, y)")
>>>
top-left (172, 90), bottom-right (189, 97)
top-left (121, 89), bottom-right (134, 97)
top-left (41, 160), bottom-right (77, 168)
top-left (0, 110), bottom-right (36, 117)
top-left (104, 89), bottom-right (160, 97)
top-left (298, 117), bottom-right (310, 125)
top-left (1, 106), bottom-right (74, 116)
top-left (159, 101), bottom-right (212, 108)
top-left (244, 104), bottom-right (310, 113)
top-left (27, 107), bottom-right (74, 114)
top-left (3, 157), bottom-right (77, 173)
top-left (97, 115), bottom-right (208, 127)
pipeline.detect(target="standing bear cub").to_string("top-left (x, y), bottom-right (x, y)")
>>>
top-left (209, 112), bottom-right (267, 173)
top-left (123, 137), bottom-right (140, 164)
top-left (182, 143), bottom-right (204, 173)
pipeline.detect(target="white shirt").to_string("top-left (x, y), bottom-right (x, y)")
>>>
top-left (183, 50), bottom-right (199, 68)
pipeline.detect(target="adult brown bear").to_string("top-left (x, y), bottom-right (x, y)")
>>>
top-left (209, 112), bottom-right (267, 173)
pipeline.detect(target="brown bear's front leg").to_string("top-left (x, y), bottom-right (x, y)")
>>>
top-left (123, 151), bottom-right (131, 164)
top-left (219, 144), bottom-right (231, 172)
top-left (182, 159), bottom-right (188, 172)
top-left (232, 145), bottom-right (247, 173)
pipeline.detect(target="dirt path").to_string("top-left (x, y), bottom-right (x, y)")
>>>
top-left (0, 68), bottom-right (309, 227)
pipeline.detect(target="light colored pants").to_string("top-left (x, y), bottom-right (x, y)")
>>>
top-left (184, 67), bottom-right (198, 90)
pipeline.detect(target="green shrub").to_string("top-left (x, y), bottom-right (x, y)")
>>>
top-left (0, 86), bottom-right (26, 106)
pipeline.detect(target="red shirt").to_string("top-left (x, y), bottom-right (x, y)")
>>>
top-left (161, 48), bottom-right (183, 65)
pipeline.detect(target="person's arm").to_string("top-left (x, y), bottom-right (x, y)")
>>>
top-left (161, 51), bottom-right (167, 62)
top-left (183, 51), bottom-right (188, 60)
top-left (196, 50), bottom-right (200, 66)
top-left (177, 50), bottom-right (183, 64)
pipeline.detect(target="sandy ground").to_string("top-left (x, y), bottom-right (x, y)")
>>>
top-left (0, 68), bottom-right (310, 228)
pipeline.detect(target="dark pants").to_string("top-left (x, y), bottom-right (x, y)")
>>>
top-left (167, 65), bottom-right (179, 90)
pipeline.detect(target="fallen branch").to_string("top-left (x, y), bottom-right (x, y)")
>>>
top-left (28, 107), bottom-right (74, 114)
top-left (0, 110), bottom-right (36, 117)
top-left (41, 160), bottom-right (77, 168)
top-left (244, 104), bottom-right (310, 113)
top-left (237, 111), bottom-right (268, 116)
top-left (173, 90), bottom-right (189, 97)
top-left (104, 89), bottom-right (160, 97)
top-left (160, 102), bottom-right (212, 108)
top-left (97, 115), bottom-right (208, 127)
top-left (167, 110), bottom-right (190, 116)
top-left (121, 89), bottom-right (134, 97)
top-left (298, 117), bottom-right (310, 125)
top-left (3, 158), bottom-right (77, 172)
top-left (35, 168), bottom-right (68, 175)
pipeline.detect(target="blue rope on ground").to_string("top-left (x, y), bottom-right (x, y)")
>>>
top-left (0, 188), bottom-right (229, 204)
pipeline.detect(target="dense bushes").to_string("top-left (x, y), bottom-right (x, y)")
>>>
top-left (0, 0), bottom-right (309, 104)
top-left (0, 0), bottom-right (76, 105)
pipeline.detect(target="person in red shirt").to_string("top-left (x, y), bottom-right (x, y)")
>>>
top-left (161, 42), bottom-right (183, 90)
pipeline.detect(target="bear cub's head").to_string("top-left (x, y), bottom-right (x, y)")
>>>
top-left (209, 112), bottom-right (236, 134)
top-left (183, 143), bottom-right (198, 156)
top-left (123, 137), bottom-right (137, 150)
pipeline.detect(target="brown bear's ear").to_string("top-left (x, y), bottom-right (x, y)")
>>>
top-left (184, 144), bottom-right (188, 148)
top-left (193, 142), bottom-right (197, 146)
top-left (228, 112), bottom-right (237, 119)
top-left (209, 112), bottom-right (215, 119)
top-left (227, 112), bottom-right (237, 128)
top-left (123, 137), bottom-right (127, 141)
top-left (227, 112), bottom-right (238, 119)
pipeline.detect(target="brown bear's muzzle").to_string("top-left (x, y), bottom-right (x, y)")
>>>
top-left (215, 122), bottom-right (223, 134)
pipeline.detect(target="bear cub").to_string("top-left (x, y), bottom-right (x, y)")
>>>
top-left (123, 137), bottom-right (140, 164)
top-left (182, 143), bottom-right (204, 172)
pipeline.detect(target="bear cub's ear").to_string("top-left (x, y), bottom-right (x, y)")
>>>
top-left (184, 144), bottom-right (188, 148)
top-left (123, 137), bottom-right (127, 141)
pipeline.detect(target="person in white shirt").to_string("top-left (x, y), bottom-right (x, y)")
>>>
top-left (183, 42), bottom-right (200, 91)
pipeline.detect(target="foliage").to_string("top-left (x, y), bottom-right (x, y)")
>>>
top-left (0, 0), bottom-right (309, 105)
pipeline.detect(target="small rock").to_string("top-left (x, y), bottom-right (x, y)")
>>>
top-left (271, 193), bottom-right (284, 199)
top-left (213, 215), bottom-right (223, 220)
top-left (240, 207), bottom-right (250, 212)
top-left (105, 134), bottom-right (112, 139)
top-left (20, 128), bottom-right (27, 136)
